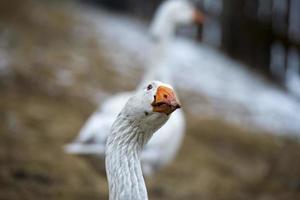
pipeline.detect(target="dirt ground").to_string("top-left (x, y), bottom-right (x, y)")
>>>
top-left (1, 1), bottom-right (300, 200)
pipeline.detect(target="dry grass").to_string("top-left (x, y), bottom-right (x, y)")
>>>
top-left (0, 87), bottom-right (106, 200)
top-left (147, 116), bottom-right (300, 200)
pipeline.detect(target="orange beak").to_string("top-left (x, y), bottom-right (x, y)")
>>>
top-left (193, 10), bottom-right (205, 24)
top-left (151, 86), bottom-right (181, 115)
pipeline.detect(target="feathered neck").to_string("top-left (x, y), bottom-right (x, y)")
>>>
top-left (105, 113), bottom-right (166, 200)
top-left (149, 2), bottom-right (177, 43)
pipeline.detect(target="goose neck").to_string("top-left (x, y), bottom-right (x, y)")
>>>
top-left (150, 11), bottom-right (177, 42)
top-left (105, 116), bottom-right (151, 200)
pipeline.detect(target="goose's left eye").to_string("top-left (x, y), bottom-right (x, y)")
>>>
top-left (147, 84), bottom-right (153, 90)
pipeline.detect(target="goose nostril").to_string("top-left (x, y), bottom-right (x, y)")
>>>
top-left (163, 94), bottom-right (168, 98)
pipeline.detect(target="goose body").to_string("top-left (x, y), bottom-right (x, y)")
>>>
top-left (65, 88), bottom-right (185, 175)
top-left (65, 0), bottom-right (202, 175)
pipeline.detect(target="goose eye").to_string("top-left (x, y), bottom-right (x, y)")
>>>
top-left (147, 84), bottom-right (153, 90)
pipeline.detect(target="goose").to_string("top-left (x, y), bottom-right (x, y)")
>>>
top-left (65, 0), bottom-right (203, 175)
top-left (106, 80), bottom-right (181, 200)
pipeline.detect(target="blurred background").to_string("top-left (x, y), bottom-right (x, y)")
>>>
top-left (1, 0), bottom-right (300, 199)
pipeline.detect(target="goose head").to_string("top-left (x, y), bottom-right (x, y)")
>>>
top-left (150, 0), bottom-right (204, 41)
top-left (122, 80), bottom-right (181, 128)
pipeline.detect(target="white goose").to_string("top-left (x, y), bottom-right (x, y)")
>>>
top-left (65, 0), bottom-right (203, 175)
top-left (106, 80), bottom-right (181, 200)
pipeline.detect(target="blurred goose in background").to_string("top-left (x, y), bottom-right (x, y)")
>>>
top-left (65, 0), bottom-right (204, 175)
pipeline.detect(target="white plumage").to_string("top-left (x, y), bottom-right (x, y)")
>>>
top-left (105, 80), bottom-right (181, 200)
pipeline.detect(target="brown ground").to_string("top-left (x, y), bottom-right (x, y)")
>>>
top-left (1, 1), bottom-right (300, 200)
